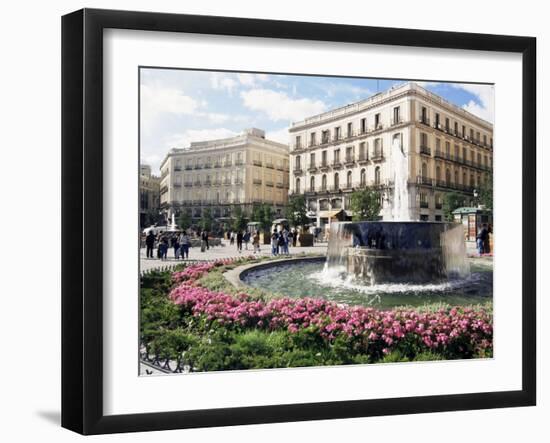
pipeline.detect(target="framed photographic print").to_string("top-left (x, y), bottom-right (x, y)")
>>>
top-left (61, 8), bottom-right (536, 435)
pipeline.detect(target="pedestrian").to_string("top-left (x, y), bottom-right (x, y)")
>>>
top-left (253, 231), bottom-right (261, 254)
top-left (476, 224), bottom-right (488, 256)
top-left (271, 230), bottom-right (279, 256)
top-left (243, 231), bottom-right (251, 250)
top-left (230, 231), bottom-right (235, 245)
top-left (281, 228), bottom-right (289, 255)
top-left (145, 230), bottom-right (155, 259)
top-left (292, 228), bottom-right (297, 247)
top-left (200, 230), bottom-right (207, 252)
top-left (236, 230), bottom-right (243, 253)
top-left (179, 230), bottom-right (190, 259)
top-left (484, 224), bottom-right (492, 254)
top-left (159, 236), bottom-right (168, 260)
top-left (171, 234), bottom-right (180, 259)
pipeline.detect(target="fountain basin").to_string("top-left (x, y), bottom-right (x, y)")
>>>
top-left (328, 221), bottom-right (469, 285)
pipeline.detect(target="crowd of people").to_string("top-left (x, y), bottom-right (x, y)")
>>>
top-left (144, 226), bottom-right (300, 260)
top-left (476, 223), bottom-right (493, 256)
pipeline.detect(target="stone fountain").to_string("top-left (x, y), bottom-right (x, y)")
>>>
top-left (326, 221), bottom-right (469, 285)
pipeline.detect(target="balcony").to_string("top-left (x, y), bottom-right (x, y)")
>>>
top-left (344, 156), bottom-right (355, 167)
top-left (420, 145), bottom-right (431, 156)
top-left (194, 164), bottom-right (203, 170)
top-left (276, 182), bottom-right (284, 188)
top-left (435, 179), bottom-right (452, 189)
top-left (266, 162), bottom-right (274, 169)
top-left (173, 182), bottom-right (182, 188)
top-left (253, 178), bottom-right (263, 185)
top-left (391, 117), bottom-right (403, 126)
top-left (276, 164), bottom-right (284, 171)
top-left (307, 164), bottom-right (318, 172)
top-left (319, 162), bottom-right (330, 171)
top-left (331, 160), bottom-right (343, 169)
top-left (357, 154), bottom-right (369, 165)
top-left (419, 117), bottom-right (430, 126)
top-left (193, 180), bottom-right (201, 186)
top-left (253, 160), bottom-right (263, 167)
top-left (204, 180), bottom-right (212, 186)
top-left (417, 175), bottom-right (433, 186)
top-left (185, 165), bottom-right (193, 170)
top-left (174, 166), bottom-right (182, 172)
top-left (204, 163), bottom-right (213, 169)
top-left (213, 162), bottom-right (221, 168)
top-left (305, 187), bottom-right (316, 195)
top-left (435, 203), bottom-right (443, 210)
top-left (234, 178), bottom-right (243, 185)
top-left (212, 179), bottom-right (221, 186)
top-left (320, 137), bottom-right (330, 145)
top-left (420, 201), bottom-right (429, 209)
top-left (184, 181), bottom-right (193, 187)
top-left (235, 160), bottom-right (244, 166)
top-left (373, 123), bottom-right (384, 131)
top-left (223, 178), bottom-right (231, 185)
top-left (293, 144), bottom-right (305, 152)
top-left (266, 180), bottom-right (274, 187)
top-left (223, 160), bottom-right (232, 167)
top-left (371, 151), bottom-right (385, 162)
top-left (293, 166), bottom-right (304, 174)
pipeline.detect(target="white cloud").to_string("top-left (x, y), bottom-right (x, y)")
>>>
top-left (266, 127), bottom-right (290, 145)
top-left (323, 82), bottom-right (373, 99)
top-left (241, 89), bottom-right (327, 122)
top-left (452, 83), bottom-right (494, 123)
top-left (140, 84), bottom-right (200, 133)
top-left (237, 73), bottom-right (270, 87)
top-left (210, 73), bottom-right (238, 95)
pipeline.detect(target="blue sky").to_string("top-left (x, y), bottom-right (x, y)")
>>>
top-left (140, 69), bottom-right (494, 174)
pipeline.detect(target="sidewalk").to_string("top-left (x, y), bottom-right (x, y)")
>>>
top-left (140, 239), bottom-right (328, 273)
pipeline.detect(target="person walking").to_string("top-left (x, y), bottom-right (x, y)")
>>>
top-left (476, 224), bottom-right (488, 256)
top-left (252, 231), bottom-right (260, 254)
top-left (200, 230), bottom-right (207, 252)
top-left (179, 230), bottom-right (190, 259)
top-left (243, 231), bottom-right (251, 250)
top-left (159, 236), bottom-right (168, 261)
top-left (281, 228), bottom-right (289, 255)
top-left (230, 231), bottom-right (235, 246)
top-left (292, 228), bottom-right (297, 247)
top-left (171, 234), bottom-right (180, 259)
top-left (271, 230), bottom-right (279, 256)
top-left (236, 230), bottom-right (243, 253)
top-left (145, 230), bottom-right (155, 259)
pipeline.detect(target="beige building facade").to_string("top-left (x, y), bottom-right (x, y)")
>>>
top-left (289, 82), bottom-right (493, 226)
top-left (139, 164), bottom-right (161, 227)
top-left (160, 128), bottom-right (289, 222)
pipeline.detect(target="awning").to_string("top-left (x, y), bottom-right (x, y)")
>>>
top-left (319, 209), bottom-right (345, 218)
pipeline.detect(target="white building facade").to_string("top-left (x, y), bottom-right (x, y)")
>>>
top-left (160, 128), bottom-right (289, 222)
top-left (288, 82), bottom-right (493, 227)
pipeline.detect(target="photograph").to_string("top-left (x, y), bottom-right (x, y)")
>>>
top-left (138, 69), bottom-right (494, 375)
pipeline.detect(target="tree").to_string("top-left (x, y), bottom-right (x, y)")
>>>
top-left (231, 206), bottom-right (247, 232)
top-left (199, 208), bottom-right (213, 231)
top-left (477, 175), bottom-right (493, 211)
top-left (252, 203), bottom-right (273, 232)
top-left (177, 209), bottom-right (192, 231)
top-left (285, 195), bottom-right (309, 228)
top-left (442, 192), bottom-right (466, 221)
top-left (349, 188), bottom-right (382, 221)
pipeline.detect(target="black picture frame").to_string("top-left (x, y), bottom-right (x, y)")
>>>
top-left (61, 8), bottom-right (537, 435)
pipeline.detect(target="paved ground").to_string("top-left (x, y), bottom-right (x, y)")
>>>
top-left (140, 239), bottom-right (328, 273)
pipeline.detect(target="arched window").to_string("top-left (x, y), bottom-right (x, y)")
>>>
top-left (445, 168), bottom-right (451, 184)
top-left (360, 168), bottom-right (366, 187)
top-left (334, 173), bottom-right (339, 190)
top-left (375, 166), bottom-right (381, 185)
top-left (295, 155), bottom-right (301, 169)
top-left (347, 171), bottom-right (352, 188)
top-left (322, 174), bottom-right (327, 191)
top-left (310, 176), bottom-right (315, 192)
top-left (421, 162), bottom-right (428, 179)
top-left (295, 177), bottom-right (301, 193)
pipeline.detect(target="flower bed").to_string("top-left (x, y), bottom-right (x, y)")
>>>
top-left (141, 258), bottom-right (493, 373)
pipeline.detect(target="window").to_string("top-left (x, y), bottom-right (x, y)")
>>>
top-left (295, 178), bottom-right (301, 193)
top-left (360, 169), bottom-right (366, 186)
top-left (393, 106), bottom-right (400, 124)
top-left (446, 168), bottom-right (451, 184)
top-left (295, 155), bottom-right (301, 169)
top-left (295, 136), bottom-right (301, 148)
top-left (454, 121), bottom-right (458, 135)
top-left (436, 138), bottom-right (441, 151)
top-left (375, 166), bottom-right (381, 185)
top-left (347, 171), bottom-right (352, 188)
top-left (463, 172), bottom-right (467, 185)
top-left (374, 138), bottom-right (383, 157)
top-left (421, 106), bottom-right (428, 123)
top-left (345, 146), bottom-right (353, 162)
top-left (445, 141), bottom-right (451, 156)
top-left (454, 170), bottom-right (459, 185)
top-left (470, 128), bottom-right (474, 140)
top-left (322, 174), bottom-right (327, 191)
top-left (375, 113), bottom-right (381, 129)
top-left (310, 176), bottom-right (315, 192)
top-left (476, 131), bottom-right (480, 143)
top-left (445, 117), bottom-right (450, 131)
top-left (454, 144), bottom-right (459, 159)
top-left (435, 215), bottom-right (442, 221)
top-left (310, 152), bottom-right (315, 167)
top-left (420, 193), bottom-right (429, 209)
top-left (347, 122), bottom-right (353, 137)
top-left (462, 125), bottom-right (466, 138)
top-left (477, 153), bottom-right (482, 165)
top-left (392, 133), bottom-right (402, 150)
top-left (421, 162), bottom-right (428, 179)
top-left (463, 147), bottom-right (467, 161)
top-left (470, 174), bottom-right (475, 186)
top-left (334, 127), bottom-right (341, 140)
top-left (334, 173), bottom-right (339, 190)
top-left (310, 132), bottom-right (316, 146)
top-left (321, 130), bottom-right (330, 144)
top-left (436, 165), bottom-right (441, 181)
top-left (435, 113), bottom-right (440, 128)
top-left (322, 150), bottom-right (327, 166)
top-left (359, 142), bottom-right (366, 160)
top-left (483, 134), bottom-right (487, 145)
top-left (334, 149), bottom-right (340, 163)
top-left (360, 118), bottom-right (366, 133)
top-left (420, 132), bottom-right (428, 148)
